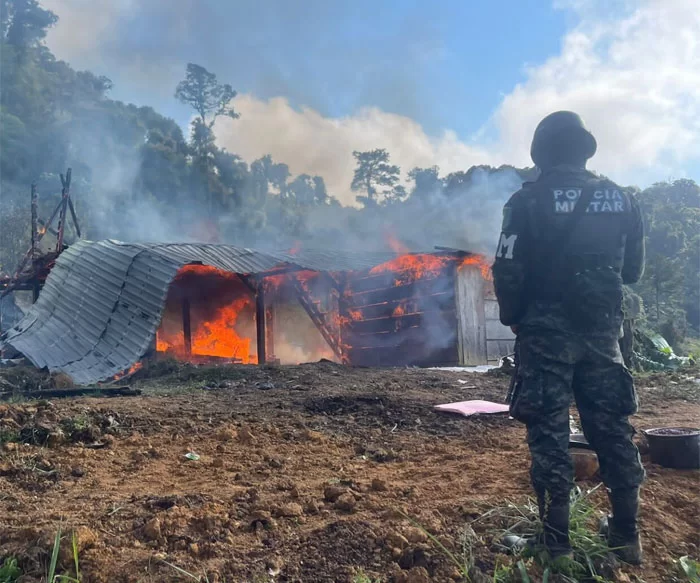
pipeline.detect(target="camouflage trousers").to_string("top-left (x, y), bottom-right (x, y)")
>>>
top-left (510, 328), bottom-right (645, 504)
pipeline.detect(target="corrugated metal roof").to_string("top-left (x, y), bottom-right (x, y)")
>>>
top-left (0, 240), bottom-right (399, 384)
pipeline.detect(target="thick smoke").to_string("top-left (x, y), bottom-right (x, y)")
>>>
top-left (293, 167), bottom-right (524, 255)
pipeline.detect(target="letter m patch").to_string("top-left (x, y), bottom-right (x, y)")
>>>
top-left (496, 233), bottom-right (517, 260)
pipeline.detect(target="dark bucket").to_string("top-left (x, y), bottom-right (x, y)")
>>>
top-left (644, 427), bottom-right (700, 470)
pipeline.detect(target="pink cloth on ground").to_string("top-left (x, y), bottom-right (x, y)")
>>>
top-left (434, 400), bottom-right (510, 417)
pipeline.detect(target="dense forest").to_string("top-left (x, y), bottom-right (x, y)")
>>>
top-left (1, 0), bottom-right (698, 347)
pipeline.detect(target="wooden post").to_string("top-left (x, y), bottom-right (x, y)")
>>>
top-left (56, 168), bottom-right (71, 253)
top-left (30, 182), bottom-right (38, 261)
top-left (265, 303), bottom-right (275, 362)
top-left (182, 298), bottom-right (192, 356)
top-left (256, 280), bottom-right (266, 364)
top-left (337, 275), bottom-right (350, 364)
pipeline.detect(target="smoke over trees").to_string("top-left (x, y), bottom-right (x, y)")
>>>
top-left (0, 0), bottom-right (698, 343)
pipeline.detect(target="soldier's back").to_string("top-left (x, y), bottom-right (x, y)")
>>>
top-left (520, 165), bottom-right (634, 341)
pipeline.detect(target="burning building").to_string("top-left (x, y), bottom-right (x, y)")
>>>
top-left (0, 240), bottom-right (515, 385)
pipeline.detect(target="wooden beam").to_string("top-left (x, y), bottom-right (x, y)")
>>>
top-left (265, 303), bottom-right (275, 361)
top-left (30, 182), bottom-right (38, 261)
top-left (56, 168), bottom-right (72, 252)
top-left (182, 297), bottom-right (192, 356)
top-left (68, 197), bottom-right (81, 238)
top-left (237, 273), bottom-right (257, 293)
top-left (256, 282), bottom-right (266, 364)
top-left (291, 277), bottom-right (344, 362)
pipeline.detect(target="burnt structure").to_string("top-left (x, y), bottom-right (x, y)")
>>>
top-left (0, 240), bottom-right (514, 385)
top-left (0, 169), bottom-right (80, 302)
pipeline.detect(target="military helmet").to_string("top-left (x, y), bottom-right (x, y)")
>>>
top-left (530, 111), bottom-right (597, 168)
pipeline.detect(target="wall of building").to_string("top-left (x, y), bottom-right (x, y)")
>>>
top-left (455, 266), bottom-right (515, 365)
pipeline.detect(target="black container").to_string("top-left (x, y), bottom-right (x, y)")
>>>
top-left (644, 427), bottom-right (700, 470)
top-left (569, 433), bottom-right (594, 451)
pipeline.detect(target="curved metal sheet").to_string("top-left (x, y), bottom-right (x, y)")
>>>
top-left (0, 240), bottom-right (400, 384)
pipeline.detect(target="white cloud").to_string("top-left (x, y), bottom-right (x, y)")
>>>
top-left (495, 0), bottom-right (700, 184)
top-left (215, 96), bottom-right (493, 204)
top-left (44, 0), bottom-right (700, 200)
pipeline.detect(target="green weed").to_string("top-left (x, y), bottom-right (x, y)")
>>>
top-left (0, 557), bottom-right (22, 583)
top-left (484, 486), bottom-right (615, 582)
top-left (0, 427), bottom-right (19, 444)
top-left (405, 486), bottom-right (618, 582)
top-left (352, 570), bottom-right (382, 583)
top-left (47, 528), bottom-right (81, 583)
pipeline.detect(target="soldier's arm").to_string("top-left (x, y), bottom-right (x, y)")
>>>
top-left (492, 190), bottom-right (531, 326)
top-left (621, 194), bottom-right (645, 284)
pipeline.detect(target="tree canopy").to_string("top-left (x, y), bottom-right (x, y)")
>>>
top-left (175, 63), bottom-right (239, 128)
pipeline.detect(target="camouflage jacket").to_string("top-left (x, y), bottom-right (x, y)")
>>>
top-left (491, 165), bottom-right (645, 334)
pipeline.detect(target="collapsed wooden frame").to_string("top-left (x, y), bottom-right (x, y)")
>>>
top-left (0, 169), bottom-right (81, 301)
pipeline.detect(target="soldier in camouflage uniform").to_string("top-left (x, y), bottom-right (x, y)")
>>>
top-left (492, 111), bottom-right (646, 564)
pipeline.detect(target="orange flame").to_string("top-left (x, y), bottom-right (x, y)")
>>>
top-left (177, 264), bottom-right (233, 278)
top-left (348, 309), bottom-right (363, 321)
top-left (392, 304), bottom-right (406, 317)
top-left (157, 297), bottom-right (257, 363)
top-left (193, 299), bottom-right (255, 363)
top-left (459, 255), bottom-right (493, 281)
top-left (288, 241), bottom-right (302, 255)
top-left (370, 253), bottom-right (450, 282)
top-left (113, 361), bottom-right (143, 381)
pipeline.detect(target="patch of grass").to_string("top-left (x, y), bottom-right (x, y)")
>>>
top-left (481, 486), bottom-right (616, 582)
top-left (406, 486), bottom-right (618, 582)
top-left (46, 528), bottom-right (81, 583)
top-left (352, 570), bottom-right (382, 583)
top-left (0, 427), bottom-right (19, 444)
top-left (0, 557), bottom-right (22, 583)
top-left (677, 556), bottom-right (700, 583)
top-left (59, 414), bottom-right (90, 434)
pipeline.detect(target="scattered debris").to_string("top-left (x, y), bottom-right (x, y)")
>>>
top-left (0, 385), bottom-right (141, 401)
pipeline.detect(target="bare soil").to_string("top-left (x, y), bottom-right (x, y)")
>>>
top-left (1, 362), bottom-right (698, 582)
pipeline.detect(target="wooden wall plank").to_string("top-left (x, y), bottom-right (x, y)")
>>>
top-left (455, 266), bottom-right (486, 365)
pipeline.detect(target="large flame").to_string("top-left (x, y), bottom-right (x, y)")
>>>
top-left (157, 297), bottom-right (256, 364)
top-left (157, 264), bottom-right (257, 363)
top-left (193, 298), bottom-right (255, 363)
top-left (370, 253), bottom-right (450, 282)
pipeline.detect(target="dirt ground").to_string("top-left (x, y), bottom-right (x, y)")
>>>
top-left (1, 362), bottom-right (698, 583)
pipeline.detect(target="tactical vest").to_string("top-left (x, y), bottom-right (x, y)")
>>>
top-left (523, 167), bottom-right (632, 332)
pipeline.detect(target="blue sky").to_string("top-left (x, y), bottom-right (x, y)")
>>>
top-left (75, 0), bottom-right (569, 138)
top-left (44, 0), bottom-right (700, 200)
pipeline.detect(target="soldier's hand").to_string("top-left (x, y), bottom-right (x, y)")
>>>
top-left (511, 325), bottom-right (519, 335)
